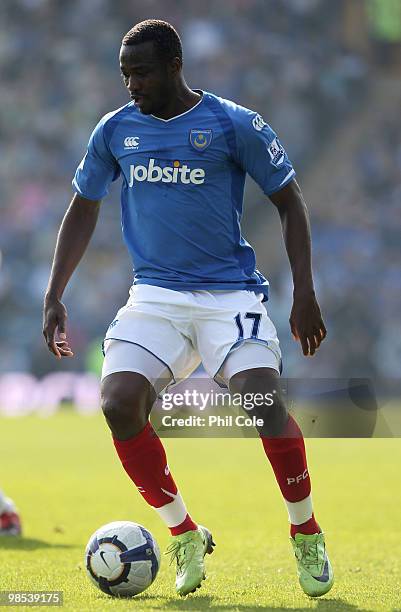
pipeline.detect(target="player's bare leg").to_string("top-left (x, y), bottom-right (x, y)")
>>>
top-left (101, 371), bottom-right (214, 595)
top-left (229, 367), bottom-right (333, 597)
top-left (101, 371), bottom-right (196, 530)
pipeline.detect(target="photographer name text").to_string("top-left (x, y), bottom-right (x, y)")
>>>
top-left (161, 415), bottom-right (264, 427)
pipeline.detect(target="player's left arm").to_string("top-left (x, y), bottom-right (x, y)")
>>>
top-left (231, 105), bottom-right (326, 356)
top-left (269, 179), bottom-right (326, 356)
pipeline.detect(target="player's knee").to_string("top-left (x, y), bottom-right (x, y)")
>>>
top-left (255, 395), bottom-right (288, 437)
top-left (101, 395), bottom-right (149, 437)
top-left (243, 390), bottom-right (287, 437)
top-left (229, 368), bottom-right (288, 437)
top-left (100, 373), bottom-right (155, 438)
top-left (100, 393), bottom-right (131, 426)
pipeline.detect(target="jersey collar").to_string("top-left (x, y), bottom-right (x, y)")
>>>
top-left (149, 90), bottom-right (204, 123)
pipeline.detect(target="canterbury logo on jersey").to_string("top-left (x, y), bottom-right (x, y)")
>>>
top-left (124, 136), bottom-right (140, 149)
top-left (128, 158), bottom-right (205, 186)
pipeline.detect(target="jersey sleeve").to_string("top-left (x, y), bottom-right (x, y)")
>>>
top-left (233, 107), bottom-right (296, 196)
top-left (72, 115), bottom-right (120, 201)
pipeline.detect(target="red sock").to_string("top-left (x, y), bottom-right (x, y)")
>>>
top-left (290, 514), bottom-right (320, 538)
top-left (113, 422), bottom-right (197, 535)
top-left (260, 414), bottom-right (319, 535)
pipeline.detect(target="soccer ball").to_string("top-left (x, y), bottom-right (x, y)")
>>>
top-left (85, 521), bottom-right (160, 597)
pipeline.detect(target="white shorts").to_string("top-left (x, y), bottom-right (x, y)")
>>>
top-left (101, 285), bottom-right (282, 389)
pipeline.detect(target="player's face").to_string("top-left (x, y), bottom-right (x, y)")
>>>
top-left (119, 42), bottom-right (175, 115)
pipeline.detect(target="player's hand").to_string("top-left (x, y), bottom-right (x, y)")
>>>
top-left (290, 291), bottom-right (326, 356)
top-left (42, 297), bottom-right (74, 360)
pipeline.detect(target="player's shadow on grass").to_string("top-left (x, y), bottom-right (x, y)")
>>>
top-left (0, 537), bottom-right (74, 551)
top-left (142, 594), bottom-right (370, 612)
top-left (314, 601), bottom-right (372, 612)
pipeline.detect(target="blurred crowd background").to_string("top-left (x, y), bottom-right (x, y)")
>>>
top-left (1, 0), bottom-right (400, 380)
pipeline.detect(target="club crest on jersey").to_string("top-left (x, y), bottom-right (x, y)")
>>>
top-left (189, 129), bottom-right (213, 151)
top-left (267, 137), bottom-right (285, 167)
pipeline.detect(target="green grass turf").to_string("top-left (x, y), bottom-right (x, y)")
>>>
top-left (0, 411), bottom-right (400, 611)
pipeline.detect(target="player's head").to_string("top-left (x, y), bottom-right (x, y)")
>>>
top-left (120, 20), bottom-right (183, 115)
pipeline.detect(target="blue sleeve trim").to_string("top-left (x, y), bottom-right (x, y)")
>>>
top-left (203, 95), bottom-right (253, 277)
top-left (102, 103), bottom-right (133, 152)
top-left (203, 95), bottom-right (238, 160)
top-left (71, 178), bottom-right (108, 201)
top-left (265, 170), bottom-right (297, 196)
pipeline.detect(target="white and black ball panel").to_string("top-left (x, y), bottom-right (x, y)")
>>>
top-left (85, 521), bottom-right (160, 597)
top-left (89, 544), bottom-right (124, 581)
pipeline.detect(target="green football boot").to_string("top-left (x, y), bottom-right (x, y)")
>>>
top-left (165, 525), bottom-right (215, 596)
top-left (291, 532), bottom-right (334, 597)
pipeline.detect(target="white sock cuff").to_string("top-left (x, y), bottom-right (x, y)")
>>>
top-left (154, 490), bottom-right (188, 528)
top-left (285, 494), bottom-right (313, 525)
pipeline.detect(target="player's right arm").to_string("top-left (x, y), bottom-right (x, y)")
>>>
top-left (43, 112), bottom-right (120, 359)
top-left (43, 194), bottom-right (101, 359)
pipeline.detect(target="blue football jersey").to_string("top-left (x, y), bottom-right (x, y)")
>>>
top-left (73, 90), bottom-right (296, 300)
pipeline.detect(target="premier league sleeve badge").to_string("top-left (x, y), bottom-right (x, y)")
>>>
top-left (267, 137), bottom-right (285, 168)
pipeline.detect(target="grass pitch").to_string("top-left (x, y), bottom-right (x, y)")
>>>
top-left (0, 411), bottom-right (400, 611)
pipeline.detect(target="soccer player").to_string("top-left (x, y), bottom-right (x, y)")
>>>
top-left (0, 489), bottom-right (21, 536)
top-left (43, 20), bottom-right (333, 597)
